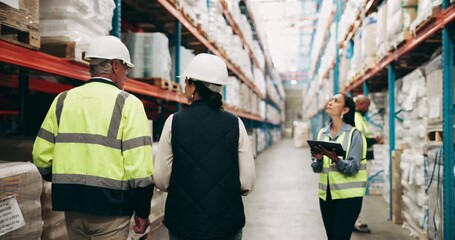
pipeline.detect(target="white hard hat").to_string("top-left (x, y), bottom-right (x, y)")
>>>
top-left (84, 36), bottom-right (134, 68)
top-left (182, 53), bottom-right (228, 92)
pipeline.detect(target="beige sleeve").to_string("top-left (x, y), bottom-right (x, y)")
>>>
top-left (154, 114), bottom-right (174, 191)
top-left (238, 118), bottom-right (256, 196)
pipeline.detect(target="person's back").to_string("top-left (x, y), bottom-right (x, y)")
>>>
top-left (166, 100), bottom-right (244, 239)
top-left (33, 36), bottom-right (154, 239)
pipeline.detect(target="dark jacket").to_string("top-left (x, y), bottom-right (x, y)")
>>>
top-left (164, 100), bottom-right (244, 239)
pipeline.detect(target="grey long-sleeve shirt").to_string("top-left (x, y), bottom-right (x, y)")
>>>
top-left (154, 114), bottom-right (256, 196)
top-left (311, 123), bottom-right (364, 176)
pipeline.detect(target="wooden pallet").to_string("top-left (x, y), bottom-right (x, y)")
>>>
top-left (136, 78), bottom-right (180, 92)
top-left (0, 22), bottom-right (40, 49)
top-left (410, 6), bottom-right (442, 35)
top-left (40, 40), bottom-right (89, 65)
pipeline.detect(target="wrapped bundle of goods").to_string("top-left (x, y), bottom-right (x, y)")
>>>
top-left (0, 161), bottom-right (43, 239)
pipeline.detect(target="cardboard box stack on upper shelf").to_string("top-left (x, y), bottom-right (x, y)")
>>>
top-left (0, 0), bottom-right (40, 49)
top-left (39, 0), bottom-right (116, 61)
top-left (0, 161), bottom-right (43, 240)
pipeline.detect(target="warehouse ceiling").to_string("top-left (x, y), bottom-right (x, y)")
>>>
top-left (247, 0), bottom-right (319, 88)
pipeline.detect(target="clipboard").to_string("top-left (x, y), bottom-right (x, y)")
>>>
top-left (307, 140), bottom-right (346, 156)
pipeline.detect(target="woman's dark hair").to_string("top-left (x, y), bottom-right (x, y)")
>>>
top-left (189, 79), bottom-right (223, 110)
top-left (342, 94), bottom-right (356, 127)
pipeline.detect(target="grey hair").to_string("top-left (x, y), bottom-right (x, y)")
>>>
top-left (89, 60), bottom-right (113, 76)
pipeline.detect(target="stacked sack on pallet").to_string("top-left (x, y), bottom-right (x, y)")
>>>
top-left (40, 0), bottom-right (116, 57)
top-left (0, 162), bottom-right (42, 240)
top-left (225, 76), bottom-right (241, 108)
top-left (203, 0), bottom-right (253, 82)
top-left (253, 67), bottom-right (266, 96)
top-left (410, 0), bottom-right (442, 33)
top-left (424, 53), bottom-right (455, 133)
top-left (386, 0), bottom-right (418, 48)
top-left (361, 13), bottom-right (377, 69)
top-left (376, 2), bottom-right (389, 60)
top-left (122, 32), bottom-right (172, 81)
top-left (383, 64), bottom-right (429, 237)
top-left (400, 149), bottom-right (428, 238)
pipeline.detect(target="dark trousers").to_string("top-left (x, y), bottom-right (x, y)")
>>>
top-left (319, 191), bottom-right (363, 240)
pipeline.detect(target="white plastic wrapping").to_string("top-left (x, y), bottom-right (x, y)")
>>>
top-left (40, 0), bottom-right (115, 46)
top-left (123, 33), bottom-right (172, 80)
top-left (170, 46), bottom-right (195, 91)
top-left (400, 149), bottom-right (428, 237)
top-left (361, 14), bottom-right (377, 61)
top-left (0, 161), bottom-right (43, 240)
top-left (376, 2), bottom-right (388, 57)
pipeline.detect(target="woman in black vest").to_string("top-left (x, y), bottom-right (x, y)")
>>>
top-left (154, 53), bottom-right (256, 240)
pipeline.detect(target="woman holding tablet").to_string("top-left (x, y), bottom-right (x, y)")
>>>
top-left (310, 94), bottom-right (367, 240)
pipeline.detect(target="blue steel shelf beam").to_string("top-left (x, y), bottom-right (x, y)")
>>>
top-left (174, 20), bottom-right (182, 112)
top-left (442, 0), bottom-right (454, 238)
top-left (112, 0), bottom-right (121, 37)
top-left (387, 62), bottom-right (396, 221)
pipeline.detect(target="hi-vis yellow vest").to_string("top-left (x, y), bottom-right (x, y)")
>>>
top-left (317, 127), bottom-right (367, 201)
top-left (32, 80), bottom-right (154, 216)
top-left (355, 112), bottom-right (373, 138)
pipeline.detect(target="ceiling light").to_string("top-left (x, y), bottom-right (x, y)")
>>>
top-left (290, 80), bottom-right (297, 85)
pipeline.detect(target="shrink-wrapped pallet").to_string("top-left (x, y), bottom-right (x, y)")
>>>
top-left (376, 2), bottom-right (388, 57)
top-left (170, 46), bottom-right (195, 89)
top-left (40, 0), bottom-right (115, 46)
top-left (425, 54), bottom-right (455, 129)
top-left (143, 33), bottom-right (171, 80)
top-left (400, 150), bottom-right (428, 238)
top-left (122, 33), bottom-right (146, 78)
top-left (0, 161), bottom-right (42, 240)
top-left (361, 14), bottom-right (377, 65)
top-left (40, 182), bottom-right (68, 240)
top-left (386, 7), bottom-right (417, 43)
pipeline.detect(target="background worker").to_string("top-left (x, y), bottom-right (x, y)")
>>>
top-left (33, 36), bottom-right (154, 239)
top-left (353, 94), bottom-right (383, 233)
top-left (154, 53), bottom-right (256, 240)
top-left (311, 94), bottom-right (367, 240)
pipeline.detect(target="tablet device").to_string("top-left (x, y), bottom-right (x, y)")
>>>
top-left (307, 140), bottom-right (346, 156)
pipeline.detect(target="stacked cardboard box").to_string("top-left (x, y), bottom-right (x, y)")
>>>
top-left (0, 161), bottom-right (43, 239)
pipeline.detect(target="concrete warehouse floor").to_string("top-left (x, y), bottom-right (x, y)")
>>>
top-left (151, 139), bottom-right (414, 240)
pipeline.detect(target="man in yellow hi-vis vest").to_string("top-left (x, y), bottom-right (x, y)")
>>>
top-left (353, 94), bottom-right (383, 234)
top-left (32, 36), bottom-right (154, 239)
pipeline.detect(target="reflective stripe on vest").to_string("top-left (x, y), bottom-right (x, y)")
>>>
top-left (317, 127), bottom-right (367, 200)
top-left (48, 91), bottom-right (151, 151)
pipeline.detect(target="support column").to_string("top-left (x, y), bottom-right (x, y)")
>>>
top-left (442, 0), bottom-right (454, 236)
top-left (112, 0), bottom-right (121, 38)
top-left (174, 20), bottom-right (182, 111)
top-left (388, 62), bottom-right (396, 221)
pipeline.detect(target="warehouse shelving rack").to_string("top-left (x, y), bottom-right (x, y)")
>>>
top-left (307, 0), bottom-right (455, 238)
top-left (0, 0), bottom-right (282, 154)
